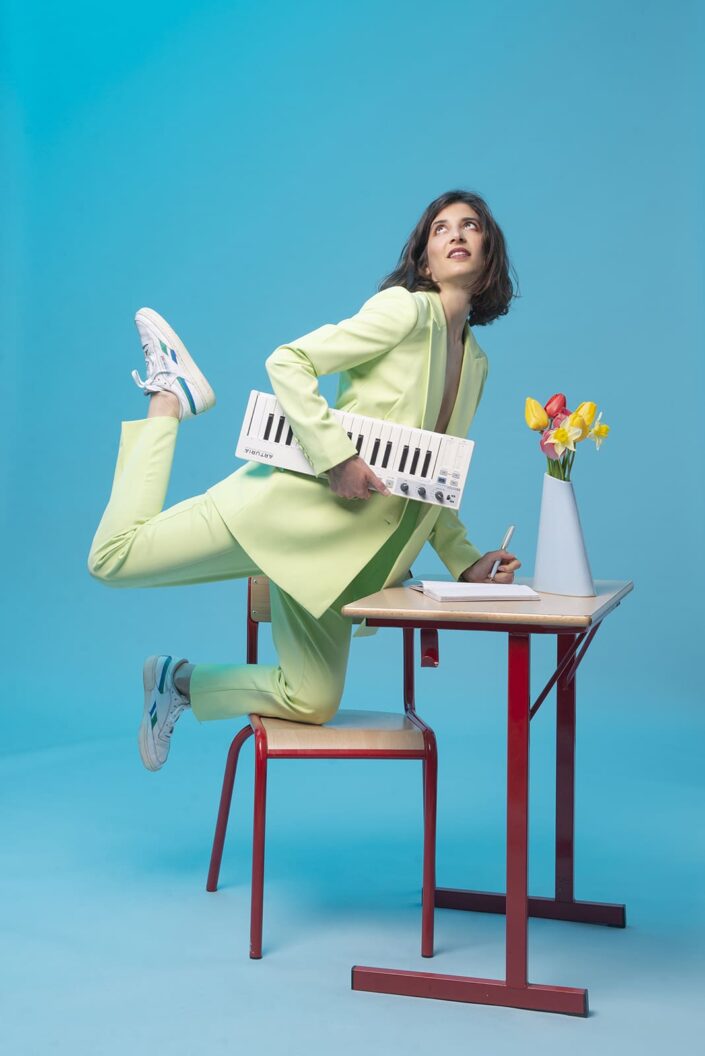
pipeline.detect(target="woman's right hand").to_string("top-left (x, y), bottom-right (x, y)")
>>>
top-left (327, 455), bottom-right (391, 500)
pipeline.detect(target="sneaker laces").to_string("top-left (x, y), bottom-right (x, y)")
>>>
top-left (163, 700), bottom-right (189, 738)
top-left (132, 341), bottom-right (172, 391)
top-left (132, 366), bottom-right (178, 391)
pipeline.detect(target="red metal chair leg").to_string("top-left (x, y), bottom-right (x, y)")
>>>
top-left (421, 730), bottom-right (438, 957)
top-left (250, 727), bottom-right (268, 959)
top-left (206, 725), bottom-right (254, 892)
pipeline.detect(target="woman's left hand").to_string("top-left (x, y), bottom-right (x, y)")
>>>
top-left (459, 550), bottom-right (522, 584)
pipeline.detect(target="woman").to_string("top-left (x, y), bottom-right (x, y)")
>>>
top-left (88, 188), bottom-right (522, 772)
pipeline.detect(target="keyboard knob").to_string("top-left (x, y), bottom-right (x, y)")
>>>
top-left (400, 482), bottom-right (409, 493)
top-left (435, 490), bottom-right (444, 502)
top-left (417, 486), bottom-right (426, 498)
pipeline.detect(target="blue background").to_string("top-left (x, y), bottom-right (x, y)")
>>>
top-left (2, 1), bottom-right (703, 1052)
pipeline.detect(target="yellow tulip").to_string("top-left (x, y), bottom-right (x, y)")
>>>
top-left (565, 411), bottom-right (589, 440)
top-left (575, 401), bottom-right (597, 427)
top-left (525, 397), bottom-right (549, 431)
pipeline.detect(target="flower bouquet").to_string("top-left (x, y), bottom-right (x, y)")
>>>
top-left (524, 393), bottom-right (610, 481)
top-left (523, 393), bottom-right (610, 597)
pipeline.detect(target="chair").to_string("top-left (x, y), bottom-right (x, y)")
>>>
top-left (206, 575), bottom-right (439, 959)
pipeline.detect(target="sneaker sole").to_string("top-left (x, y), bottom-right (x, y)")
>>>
top-left (135, 307), bottom-right (216, 415)
top-left (138, 654), bottom-right (163, 772)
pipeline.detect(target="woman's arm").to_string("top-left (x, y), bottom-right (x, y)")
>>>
top-left (428, 507), bottom-right (484, 580)
top-left (429, 509), bottom-right (521, 582)
top-left (265, 286), bottom-right (418, 478)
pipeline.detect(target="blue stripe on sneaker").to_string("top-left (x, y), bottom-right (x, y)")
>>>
top-left (176, 376), bottom-right (197, 415)
top-left (170, 348), bottom-right (178, 362)
top-left (158, 656), bottom-right (172, 692)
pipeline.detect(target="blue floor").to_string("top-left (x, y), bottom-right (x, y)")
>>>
top-left (2, 695), bottom-right (703, 1055)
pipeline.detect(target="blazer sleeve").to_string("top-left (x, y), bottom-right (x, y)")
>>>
top-left (427, 352), bottom-right (490, 578)
top-left (264, 286), bottom-right (419, 477)
top-left (427, 508), bottom-right (484, 580)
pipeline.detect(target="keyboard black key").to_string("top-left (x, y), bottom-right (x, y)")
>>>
top-left (286, 426), bottom-right (293, 445)
top-left (263, 413), bottom-right (274, 440)
top-left (370, 438), bottom-right (380, 464)
top-left (382, 441), bottom-right (392, 469)
top-left (410, 447), bottom-right (420, 475)
top-left (356, 433), bottom-right (363, 454)
top-left (421, 450), bottom-right (432, 477)
top-left (274, 415), bottom-right (285, 443)
top-left (399, 445), bottom-right (409, 472)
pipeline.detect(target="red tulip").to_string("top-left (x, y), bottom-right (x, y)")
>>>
top-left (544, 393), bottom-right (566, 417)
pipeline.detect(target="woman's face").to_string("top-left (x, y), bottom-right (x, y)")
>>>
top-left (423, 201), bottom-right (486, 291)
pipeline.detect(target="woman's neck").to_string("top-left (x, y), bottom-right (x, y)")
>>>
top-left (437, 286), bottom-right (472, 344)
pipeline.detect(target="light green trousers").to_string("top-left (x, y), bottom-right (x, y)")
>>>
top-left (87, 416), bottom-right (419, 725)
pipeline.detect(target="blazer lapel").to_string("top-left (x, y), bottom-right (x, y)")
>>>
top-left (420, 291), bottom-right (447, 432)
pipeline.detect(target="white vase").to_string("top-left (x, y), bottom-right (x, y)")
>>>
top-left (532, 472), bottom-right (596, 597)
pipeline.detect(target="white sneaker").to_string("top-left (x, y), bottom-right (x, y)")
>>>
top-left (138, 655), bottom-right (190, 771)
top-left (132, 307), bottom-right (216, 420)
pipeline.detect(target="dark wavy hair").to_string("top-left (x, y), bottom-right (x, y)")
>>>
top-left (378, 189), bottom-right (520, 327)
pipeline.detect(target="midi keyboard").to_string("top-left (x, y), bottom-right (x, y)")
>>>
top-left (236, 389), bottom-right (475, 508)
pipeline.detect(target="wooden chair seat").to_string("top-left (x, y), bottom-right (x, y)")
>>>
top-left (259, 709), bottom-right (425, 752)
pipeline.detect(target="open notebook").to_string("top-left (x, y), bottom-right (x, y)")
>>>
top-left (404, 579), bottom-right (541, 602)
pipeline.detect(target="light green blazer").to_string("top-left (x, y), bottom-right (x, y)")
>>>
top-left (207, 285), bottom-right (489, 620)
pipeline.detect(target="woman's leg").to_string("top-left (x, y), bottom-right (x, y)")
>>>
top-left (89, 404), bottom-right (353, 728)
top-left (87, 413), bottom-right (258, 587)
top-left (189, 582), bottom-right (353, 725)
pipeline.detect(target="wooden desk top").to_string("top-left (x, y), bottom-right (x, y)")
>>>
top-left (341, 577), bottom-right (634, 629)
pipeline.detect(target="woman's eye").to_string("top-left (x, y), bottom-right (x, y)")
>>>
top-left (435, 220), bottom-right (478, 233)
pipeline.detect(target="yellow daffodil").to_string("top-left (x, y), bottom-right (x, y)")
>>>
top-left (575, 401), bottom-right (597, 427)
top-left (525, 397), bottom-right (549, 431)
top-left (545, 421), bottom-right (582, 456)
top-left (565, 411), bottom-right (589, 440)
top-left (587, 411), bottom-right (610, 450)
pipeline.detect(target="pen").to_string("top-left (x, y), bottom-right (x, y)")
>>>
top-left (490, 524), bottom-right (516, 581)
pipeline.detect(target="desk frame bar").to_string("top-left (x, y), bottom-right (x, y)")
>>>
top-left (351, 619), bottom-right (627, 1016)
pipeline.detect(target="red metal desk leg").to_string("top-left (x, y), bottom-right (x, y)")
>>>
top-left (506, 631), bottom-right (530, 987)
top-left (435, 628), bottom-right (625, 929)
top-left (352, 630), bottom-right (588, 1015)
top-left (556, 633), bottom-right (577, 902)
top-left (554, 633), bottom-right (626, 926)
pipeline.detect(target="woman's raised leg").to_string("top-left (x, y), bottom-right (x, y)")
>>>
top-left (87, 307), bottom-right (255, 588)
